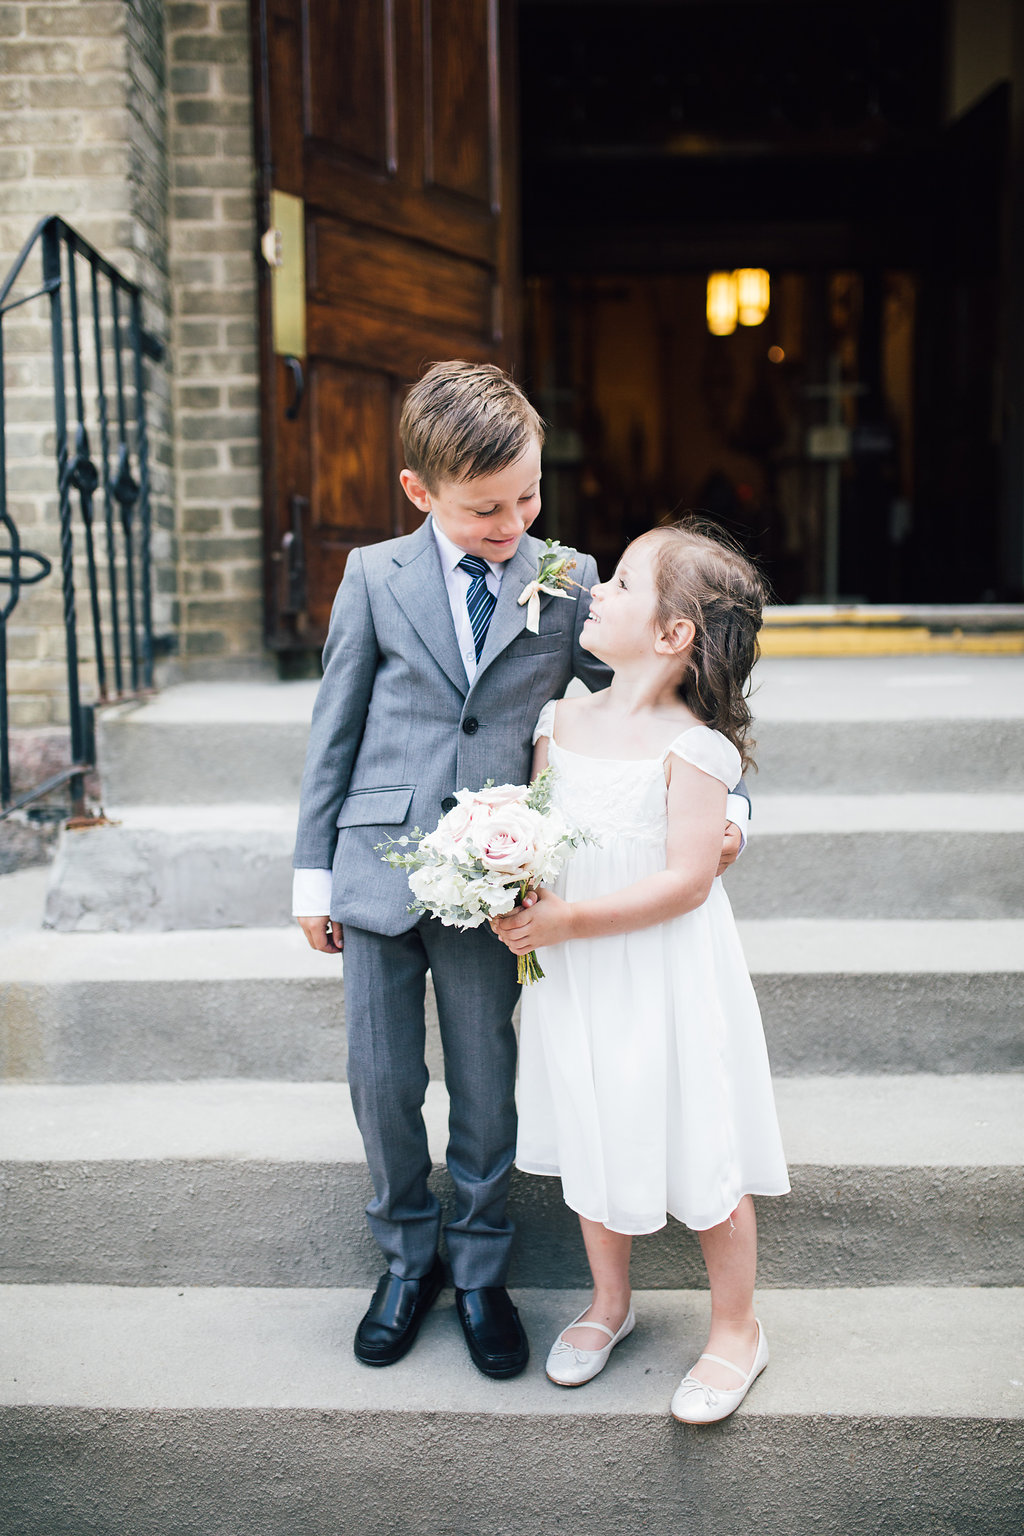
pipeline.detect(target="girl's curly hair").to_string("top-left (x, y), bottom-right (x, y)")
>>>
top-left (638, 518), bottom-right (766, 772)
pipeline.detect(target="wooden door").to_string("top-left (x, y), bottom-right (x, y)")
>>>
top-left (253, 0), bottom-right (519, 648)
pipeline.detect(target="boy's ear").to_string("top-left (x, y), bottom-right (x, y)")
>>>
top-left (400, 468), bottom-right (432, 512)
top-left (655, 616), bottom-right (696, 656)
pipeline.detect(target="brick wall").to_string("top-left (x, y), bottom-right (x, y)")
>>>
top-left (166, 0), bottom-right (263, 667)
top-left (1, 0), bottom-right (267, 737)
top-left (0, 0), bottom-right (175, 728)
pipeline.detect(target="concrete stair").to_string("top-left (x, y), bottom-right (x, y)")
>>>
top-left (0, 1077), bottom-right (1020, 1289)
top-left (2, 1286), bottom-right (1021, 1536)
top-left (3, 654), bottom-right (1023, 1535)
top-left (4, 918), bottom-right (1022, 1080)
top-left (40, 793), bottom-right (1024, 928)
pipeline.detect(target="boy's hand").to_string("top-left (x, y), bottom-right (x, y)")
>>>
top-left (298, 915), bottom-right (344, 954)
top-left (492, 887), bottom-right (571, 956)
top-left (716, 821), bottom-right (742, 878)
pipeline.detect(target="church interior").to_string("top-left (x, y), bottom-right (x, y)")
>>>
top-left (517, 0), bottom-right (1017, 605)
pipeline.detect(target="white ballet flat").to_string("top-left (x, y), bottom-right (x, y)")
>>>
top-left (545, 1305), bottom-right (636, 1387)
top-left (670, 1319), bottom-right (769, 1424)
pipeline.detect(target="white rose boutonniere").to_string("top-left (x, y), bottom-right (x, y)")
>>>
top-left (517, 539), bottom-right (585, 634)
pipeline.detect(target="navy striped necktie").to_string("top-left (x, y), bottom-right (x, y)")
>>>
top-left (457, 554), bottom-right (497, 661)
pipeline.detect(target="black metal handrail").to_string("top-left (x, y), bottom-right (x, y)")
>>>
top-left (0, 216), bottom-right (159, 822)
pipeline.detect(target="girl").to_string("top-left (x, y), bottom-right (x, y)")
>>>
top-left (494, 521), bottom-right (789, 1424)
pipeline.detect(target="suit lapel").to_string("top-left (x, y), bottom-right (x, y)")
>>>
top-left (387, 519), bottom-right (468, 697)
top-left (472, 538), bottom-right (540, 682)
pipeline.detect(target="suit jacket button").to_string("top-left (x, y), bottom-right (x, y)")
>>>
top-left (462, 716), bottom-right (479, 735)
top-left (441, 796), bottom-right (458, 813)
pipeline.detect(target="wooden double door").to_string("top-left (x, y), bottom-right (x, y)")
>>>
top-left (253, 0), bottom-right (518, 649)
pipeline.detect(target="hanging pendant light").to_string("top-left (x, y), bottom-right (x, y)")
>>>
top-left (706, 271), bottom-right (738, 336)
top-left (736, 268), bottom-right (770, 326)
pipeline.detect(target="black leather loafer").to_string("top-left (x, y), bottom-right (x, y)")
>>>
top-left (354, 1255), bottom-right (446, 1366)
top-left (454, 1286), bottom-right (530, 1379)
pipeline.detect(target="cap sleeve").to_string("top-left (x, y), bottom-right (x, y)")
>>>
top-left (532, 699), bottom-right (557, 746)
top-left (667, 726), bottom-right (741, 790)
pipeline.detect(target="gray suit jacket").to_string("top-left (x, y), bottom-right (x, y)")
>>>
top-left (293, 518), bottom-right (609, 935)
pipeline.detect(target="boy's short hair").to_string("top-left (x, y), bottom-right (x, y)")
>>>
top-left (399, 360), bottom-right (545, 492)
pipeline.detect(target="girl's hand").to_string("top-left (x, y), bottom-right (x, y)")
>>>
top-left (492, 887), bottom-right (573, 955)
top-left (716, 821), bottom-right (742, 877)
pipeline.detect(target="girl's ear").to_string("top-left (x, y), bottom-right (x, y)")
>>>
top-left (400, 468), bottom-right (432, 512)
top-left (655, 616), bottom-right (696, 656)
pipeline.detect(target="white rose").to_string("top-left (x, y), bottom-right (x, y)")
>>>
top-left (431, 801), bottom-right (474, 852)
top-left (469, 782), bottom-right (526, 810)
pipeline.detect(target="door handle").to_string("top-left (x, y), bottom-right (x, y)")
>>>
top-left (280, 494), bottom-right (309, 615)
top-left (284, 355), bottom-right (304, 421)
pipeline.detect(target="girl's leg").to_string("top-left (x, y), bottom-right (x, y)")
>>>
top-left (691, 1194), bottom-right (760, 1389)
top-left (562, 1215), bottom-right (633, 1352)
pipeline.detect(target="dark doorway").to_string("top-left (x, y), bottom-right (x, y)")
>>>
top-left (519, 0), bottom-right (1009, 603)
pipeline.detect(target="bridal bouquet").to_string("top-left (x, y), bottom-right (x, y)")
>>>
top-left (378, 769), bottom-right (590, 983)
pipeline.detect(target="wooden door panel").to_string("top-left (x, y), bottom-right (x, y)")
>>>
top-left (307, 303), bottom-right (495, 381)
top-left (306, 365), bottom-right (405, 621)
top-left (302, 158), bottom-right (498, 264)
top-left (303, 0), bottom-right (397, 172)
top-left (255, 0), bottom-right (518, 648)
top-left (309, 219), bottom-right (496, 341)
top-left (310, 364), bottom-right (395, 539)
top-left (424, 0), bottom-right (498, 206)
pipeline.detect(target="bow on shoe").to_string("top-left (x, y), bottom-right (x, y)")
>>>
top-left (549, 1338), bottom-right (595, 1367)
top-left (675, 1373), bottom-right (721, 1408)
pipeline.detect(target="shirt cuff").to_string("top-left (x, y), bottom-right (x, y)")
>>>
top-left (292, 867), bottom-right (333, 917)
top-left (725, 793), bottom-right (749, 852)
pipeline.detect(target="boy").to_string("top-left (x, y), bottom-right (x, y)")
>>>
top-left (293, 361), bottom-right (748, 1378)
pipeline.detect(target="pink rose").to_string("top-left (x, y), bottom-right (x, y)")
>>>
top-left (476, 804), bottom-right (539, 876)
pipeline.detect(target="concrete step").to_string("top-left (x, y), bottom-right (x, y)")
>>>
top-left (42, 802), bottom-right (297, 931)
top-left (0, 924), bottom-right (368, 1083)
top-left (728, 793), bottom-right (1024, 918)
top-left (742, 918), bottom-right (1024, 1074)
top-left (749, 653), bottom-right (1024, 791)
top-left (3, 918), bottom-right (1022, 1081)
top-left (1, 1077), bottom-right (1019, 1289)
top-left (41, 794), bottom-right (1024, 929)
top-left (95, 658), bottom-right (1024, 805)
top-left (96, 682), bottom-right (317, 806)
top-left (1, 1283), bottom-right (1020, 1536)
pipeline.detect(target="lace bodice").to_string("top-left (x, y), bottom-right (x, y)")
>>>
top-left (534, 699), bottom-right (741, 846)
top-left (547, 742), bottom-right (672, 844)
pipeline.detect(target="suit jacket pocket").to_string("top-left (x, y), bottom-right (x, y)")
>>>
top-left (336, 786), bottom-right (415, 828)
top-left (503, 628), bottom-right (568, 660)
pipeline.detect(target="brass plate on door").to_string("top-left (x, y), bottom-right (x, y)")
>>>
top-left (264, 190), bottom-right (306, 358)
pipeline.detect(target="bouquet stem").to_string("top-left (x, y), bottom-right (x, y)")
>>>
top-left (516, 879), bottom-right (545, 985)
top-left (517, 950), bottom-right (545, 986)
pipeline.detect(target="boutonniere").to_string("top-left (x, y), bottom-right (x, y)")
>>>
top-left (517, 539), bottom-right (585, 633)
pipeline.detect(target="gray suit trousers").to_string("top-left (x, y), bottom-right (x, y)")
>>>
top-left (342, 915), bottom-right (522, 1290)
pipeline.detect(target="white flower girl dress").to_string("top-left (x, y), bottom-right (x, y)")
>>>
top-left (515, 699), bottom-right (790, 1235)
